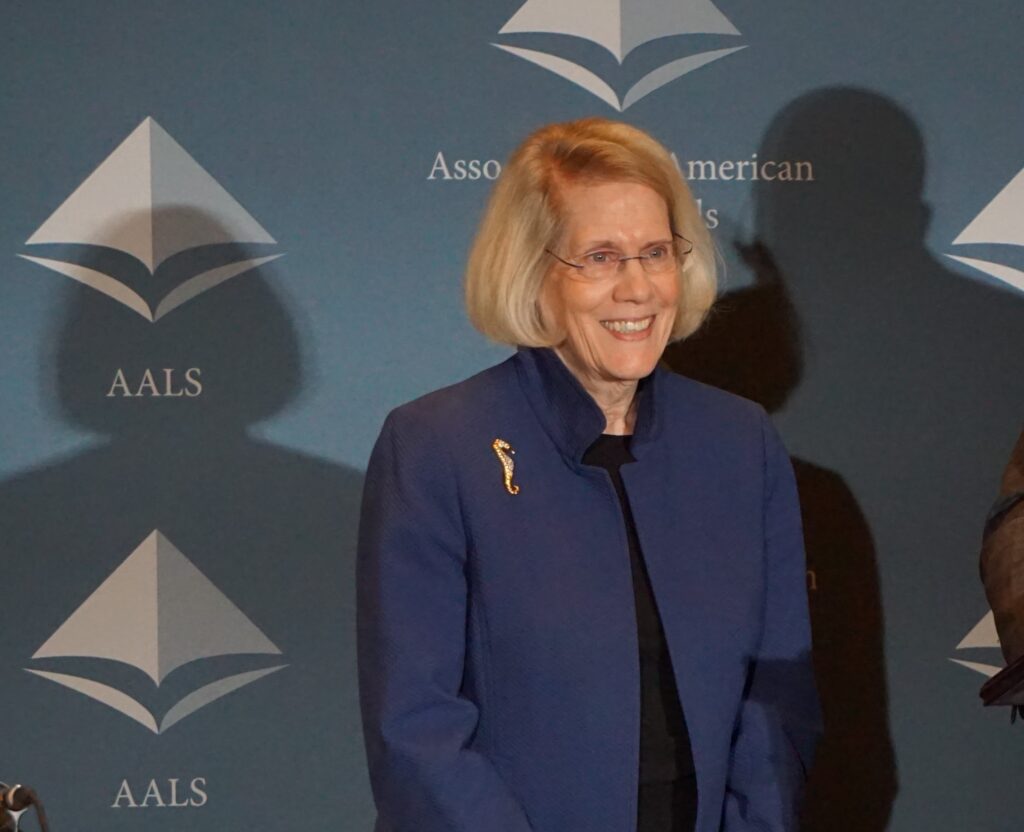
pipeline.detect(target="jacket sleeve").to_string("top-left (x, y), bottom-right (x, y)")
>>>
top-left (356, 410), bottom-right (534, 832)
top-left (722, 411), bottom-right (823, 831)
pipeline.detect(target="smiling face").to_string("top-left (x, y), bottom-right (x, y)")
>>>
top-left (541, 179), bottom-right (680, 393)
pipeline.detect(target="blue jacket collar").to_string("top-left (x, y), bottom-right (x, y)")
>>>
top-left (513, 346), bottom-right (662, 464)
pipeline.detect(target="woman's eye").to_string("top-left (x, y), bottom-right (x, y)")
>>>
top-left (586, 251), bottom-right (614, 265)
top-left (646, 245), bottom-right (668, 259)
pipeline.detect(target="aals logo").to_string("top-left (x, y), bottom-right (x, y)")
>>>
top-left (27, 531), bottom-right (286, 733)
top-left (494, 0), bottom-right (746, 110)
top-left (20, 117), bottom-right (282, 321)
top-left (946, 165), bottom-right (1024, 295)
top-left (949, 610), bottom-right (1004, 680)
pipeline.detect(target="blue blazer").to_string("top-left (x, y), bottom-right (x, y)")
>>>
top-left (357, 346), bottom-right (821, 832)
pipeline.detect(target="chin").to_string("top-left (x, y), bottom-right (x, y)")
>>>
top-left (600, 349), bottom-right (663, 382)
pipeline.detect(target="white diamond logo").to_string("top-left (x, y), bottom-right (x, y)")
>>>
top-left (494, 0), bottom-right (746, 110)
top-left (946, 164), bottom-right (1024, 295)
top-left (27, 530), bottom-right (286, 734)
top-left (949, 610), bottom-right (1005, 679)
top-left (19, 117), bottom-right (283, 321)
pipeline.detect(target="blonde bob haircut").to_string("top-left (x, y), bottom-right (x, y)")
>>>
top-left (465, 117), bottom-right (716, 347)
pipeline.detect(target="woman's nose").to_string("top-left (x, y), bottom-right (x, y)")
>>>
top-left (612, 257), bottom-right (653, 302)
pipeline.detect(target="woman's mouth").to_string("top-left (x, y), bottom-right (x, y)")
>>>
top-left (600, 315), bottom-right (654, 335)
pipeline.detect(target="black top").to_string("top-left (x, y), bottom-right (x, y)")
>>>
top-left (583, 434), bottom-right (698, 830)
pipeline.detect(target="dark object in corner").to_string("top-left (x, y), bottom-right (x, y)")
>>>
top-left (980, 653), bottom-right (1024, 708)
top-left (979, 427), bottom-right (1024, 718)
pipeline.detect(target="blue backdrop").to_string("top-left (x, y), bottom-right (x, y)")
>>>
top-left (2, 2), bottom-right (1023, 830)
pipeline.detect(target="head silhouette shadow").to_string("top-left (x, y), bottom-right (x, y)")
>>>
top-left (2, 207), bottom-right (373, 831)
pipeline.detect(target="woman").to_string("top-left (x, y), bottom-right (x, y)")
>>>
top-left (357, 118), bottom-right (821, 832)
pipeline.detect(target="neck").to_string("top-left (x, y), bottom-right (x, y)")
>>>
top-left (553, 346), bottom-right (639, 435)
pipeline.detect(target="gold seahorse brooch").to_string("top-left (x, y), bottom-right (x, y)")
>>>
top-left (491, 438), bottom-right (520, 495)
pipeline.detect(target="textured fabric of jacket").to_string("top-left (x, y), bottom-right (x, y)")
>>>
top-left (357, 346), bottom-right (822, 832)
top-left (981, 428), bottom-right (1024, 664)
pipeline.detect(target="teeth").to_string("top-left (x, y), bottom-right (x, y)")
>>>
top-left (601, 316), bottom-right (653, 333)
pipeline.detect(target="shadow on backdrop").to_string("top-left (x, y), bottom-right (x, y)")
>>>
top-left (673, 85), bottom-right (1024, 831)
top-left (743, 87), bottom-right (1024, 831)
top-left (665, 90), bottom-right (903, 831)
top-left (0, 209), bottom-right (372, 831)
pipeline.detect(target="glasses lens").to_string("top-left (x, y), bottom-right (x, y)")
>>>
top-left (638, 243), bottom-right (675, 274)
top-left (578, 252), bottom-right (619, 280)
top-left (570, 237), bottom-right (692, 279)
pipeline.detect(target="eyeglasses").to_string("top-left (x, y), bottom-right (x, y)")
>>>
top-left (545, 233), bottom-right (694, 281)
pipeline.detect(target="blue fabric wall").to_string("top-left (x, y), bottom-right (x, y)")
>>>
top-left (2, 2), bottom-right (1022, 829)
